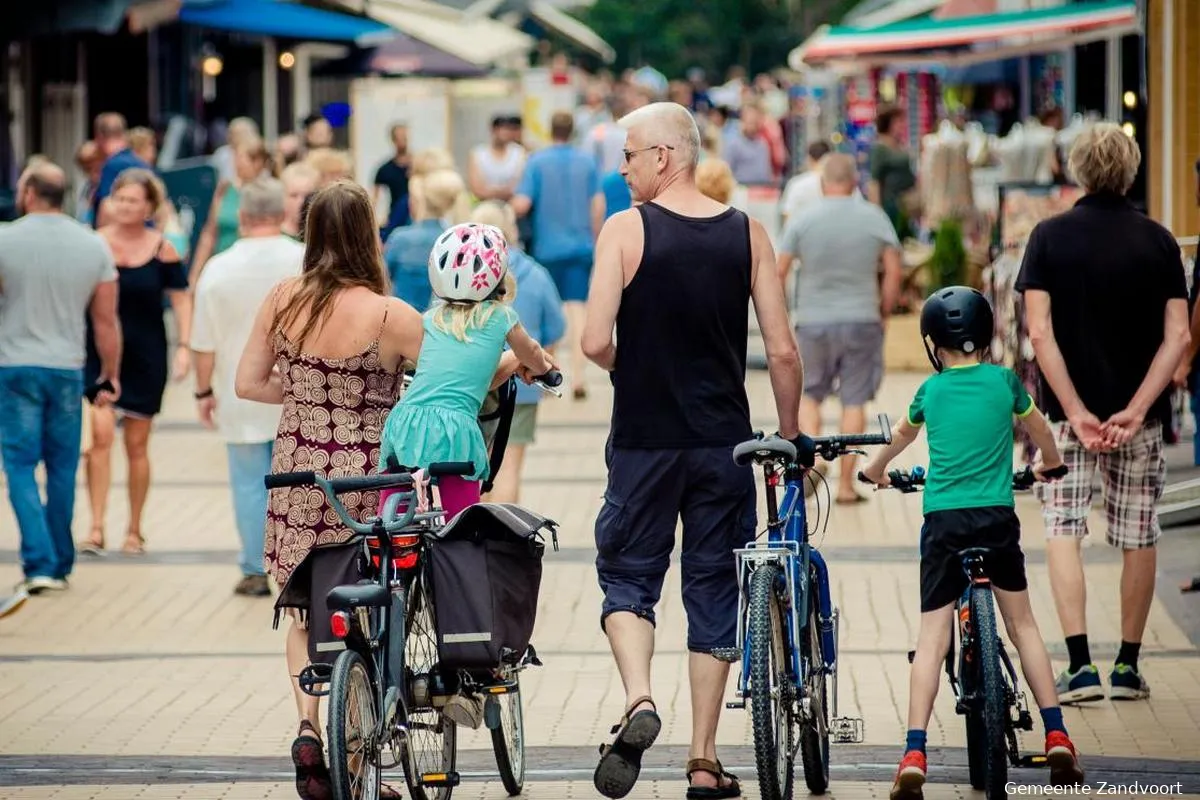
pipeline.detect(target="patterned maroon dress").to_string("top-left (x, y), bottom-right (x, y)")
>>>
top-left (265, 327), bottom-right (402, 608)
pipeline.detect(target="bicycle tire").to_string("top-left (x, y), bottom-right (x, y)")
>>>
top-left (798, 573), bottom-right (830, 795)
top-left (401, 575), bottom-right (457, 800)
top-left (748, 564), bottom-right (796, 800)
top-left (329, 648), bottom-right (382, 800)
top-left (971, 585), bottom-right (1008, 799)
top-left (489, 674), bottom-right (525, 796)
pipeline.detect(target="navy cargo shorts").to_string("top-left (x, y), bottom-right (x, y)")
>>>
top-left (594, 441), bottom-right (757, 654)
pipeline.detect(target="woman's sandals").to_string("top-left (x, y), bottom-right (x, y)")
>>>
top-left (686, 758), bottom-right (741, 799)
top-left (291, 720), bottom-right (332, 800)
top-left (593, 695), bottom-right (661, 799)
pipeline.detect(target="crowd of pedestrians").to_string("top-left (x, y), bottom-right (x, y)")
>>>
top-left (0, 56), bottom-right (1192, 800)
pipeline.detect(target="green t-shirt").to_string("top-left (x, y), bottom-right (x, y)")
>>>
top-left (907, 363), bottom-right (1034, 514)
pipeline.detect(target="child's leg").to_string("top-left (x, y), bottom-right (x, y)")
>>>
top-left (906, 604), bottom-right (956, 739)
top-left (994, 587), bottom-right (1062, 721)
top-left (437, 476), bottom-right (481, 518)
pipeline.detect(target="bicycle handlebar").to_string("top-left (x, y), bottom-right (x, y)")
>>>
top-left (734, 413), bottom-right (894, 468)
top-left (857, 463), bottom-right (1069, 494)
top-left (263, 461), bottom-right (476, 535)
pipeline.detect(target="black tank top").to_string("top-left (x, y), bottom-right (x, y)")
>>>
top-left (611, 202), bottom-right (753, 449)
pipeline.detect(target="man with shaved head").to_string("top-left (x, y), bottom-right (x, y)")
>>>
top-left (777, 153), bottom-right (902, 504)
top-left (583, 101), bottom-right (811, 799)
top-left (0, 161), bottom-right (121, 603)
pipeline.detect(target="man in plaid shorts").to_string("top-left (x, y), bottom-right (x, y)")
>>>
top-left (1016, 123), bottom-right (1191, 704)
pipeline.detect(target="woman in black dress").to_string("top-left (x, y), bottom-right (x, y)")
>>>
top-left (81, 169), bottom-right (192, 555)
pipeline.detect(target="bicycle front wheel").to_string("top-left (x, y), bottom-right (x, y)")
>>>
top-left (329, 648), bottom-right (382, 800)
top-left (798, 574), bottom-right (830, 795)
top-left (401, 575), bottom-right (457, 800)
top-left (970, 585), bottom-right (1008, 799)
top-left (748, 564), bottom-right (796, 800)
top-left (488, 674), bottom-right (525, 796)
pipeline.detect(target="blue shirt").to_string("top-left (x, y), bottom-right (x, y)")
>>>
top-left (508, 248), bottom-right (566, 404)
top-left (93, 148), bottom-right (152, 225)
top-left (601, 171), bottom-right (631, 220)
top-left (383, 219), bottom-right (446, 311)
top-left (515, 143), bottom-right (599, 265)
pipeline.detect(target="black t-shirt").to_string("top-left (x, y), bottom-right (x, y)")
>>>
top-left (1015, 192), bottom-right (1187, 425)
top-left (374, 159), bottom-right (410, 229)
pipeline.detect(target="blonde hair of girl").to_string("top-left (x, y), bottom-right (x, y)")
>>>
top-left (469, 200), bottom-right (519, 245)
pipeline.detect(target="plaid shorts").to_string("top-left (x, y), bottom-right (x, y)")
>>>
top-left (1035, 420), bottom-right (1166, 549)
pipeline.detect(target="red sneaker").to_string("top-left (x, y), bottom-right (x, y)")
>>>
top-left (889, 750), bottom-right (927, 800)
top-left (1045, 731), bottom-right (1085, 786)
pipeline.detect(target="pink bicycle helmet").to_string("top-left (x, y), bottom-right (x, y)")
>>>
top-left (428, 222), bottom-right (509, 303)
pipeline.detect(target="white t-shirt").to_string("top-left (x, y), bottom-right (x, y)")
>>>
top-left (781, 171), bottom-right (824, 220)
top-left (192, 235), bottom-right (304, 443)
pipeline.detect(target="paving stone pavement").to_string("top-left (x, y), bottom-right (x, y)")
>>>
top-left (3, 364), bottom-right (1200, 799)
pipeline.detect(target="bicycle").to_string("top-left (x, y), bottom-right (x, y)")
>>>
top-left (267, 364), bottom-right (562, 800)
top-left (858, 462), bottom-right (1069, 800)
top-left (726, 414), bottom-right (893, 799)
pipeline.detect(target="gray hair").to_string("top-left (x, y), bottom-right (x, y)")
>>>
top-left (239, 176), bottom-right (286, 221)
top-left (619, 102), bottom-right (702, 169)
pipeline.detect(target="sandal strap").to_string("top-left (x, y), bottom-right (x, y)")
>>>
top-left (298, 720), bottom-right (320, 738)
top-left (609, 695), bottom-right (657, 734)
top-left (687, 758), bottom-right (722, 778)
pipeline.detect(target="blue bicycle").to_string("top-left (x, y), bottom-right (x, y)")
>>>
top-left (728, 415), bottom-right (893, 799)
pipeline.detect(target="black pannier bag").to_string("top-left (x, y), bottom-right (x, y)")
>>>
top-left (427, 502), bottom-right (558, 670)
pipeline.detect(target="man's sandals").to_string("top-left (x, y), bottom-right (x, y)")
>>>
top-left (594, 696), bottom-right (662, 799)
top-left (686, 758), bottom-right (741, 799)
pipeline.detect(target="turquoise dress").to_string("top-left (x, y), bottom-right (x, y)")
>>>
top-left (381, 304), bottom-right (519, 481)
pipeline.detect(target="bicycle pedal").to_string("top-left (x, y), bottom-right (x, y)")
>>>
top-left (298, 664), bottom-right (332, 697)
top-left (1018, 754), bottom-right (1048, 769)
top-left (421, 771), bottom-right (461, 787)
top-left (830, 716), bottom-right (864, 744)
top-left (1017, 711), bottom-right (1034, 731)
top-left (725, 699), bottom-right (746, 710)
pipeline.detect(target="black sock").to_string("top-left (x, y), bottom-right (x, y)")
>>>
top-left (1116, 640), bottom-right (1141, 670)
top-left (1065, 634), bottom-right (1092, 673)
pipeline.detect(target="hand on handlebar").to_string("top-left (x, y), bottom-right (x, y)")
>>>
top-left (858, 463), bottom-right (890, 487)
top-left (789, 432), bottom-right (816, 469)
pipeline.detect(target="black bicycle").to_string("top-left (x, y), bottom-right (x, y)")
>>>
top-left (859, 463), bottom-right (1067, 799)
top-left (266, 463), bottom-right (535, 800)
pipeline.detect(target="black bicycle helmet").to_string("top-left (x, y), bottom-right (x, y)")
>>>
top-left (919, 285), bottom-right (994, 371)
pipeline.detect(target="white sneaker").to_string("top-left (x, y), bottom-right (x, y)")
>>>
top-left (23, 576), bottom-right (68, 594)
top-left (0, 588), bottom-right (29, 620)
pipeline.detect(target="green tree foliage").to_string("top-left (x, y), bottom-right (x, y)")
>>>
top-left (584, 0), bottom-right (861, 78)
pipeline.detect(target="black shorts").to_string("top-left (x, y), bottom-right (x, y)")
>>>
top-left (919, 506), bottom-right (1027, 613)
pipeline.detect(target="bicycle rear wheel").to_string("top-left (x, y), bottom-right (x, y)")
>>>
top-left (971, 585), bottom-right (1008, 799)
top-left (748, 564), bottom-right (796, 800)
top-left (488, 674), bottom-right (525, 796)
top-left (798, 575), bottom-right (830, 795)
top-left (328, 649), bottom-right (381, 800)
top-left (401, 575), bottom-right (457, 800)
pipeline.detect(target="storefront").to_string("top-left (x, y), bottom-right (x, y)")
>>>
top-left (1146, 0), bottom-right (1200, 238)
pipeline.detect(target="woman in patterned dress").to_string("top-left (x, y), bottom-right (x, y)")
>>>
top-left (235, 180), bottom-right (426, 800)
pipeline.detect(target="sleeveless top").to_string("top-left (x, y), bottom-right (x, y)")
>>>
top-left (610, 202), bottom-right (753, 449)
top-left (471, 143), bottom-right (525, 188)
top-left (264, 312), bottom-right (402, 593)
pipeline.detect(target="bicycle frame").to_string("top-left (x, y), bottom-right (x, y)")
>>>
top-left (732, 463), bottom-right (839, 710)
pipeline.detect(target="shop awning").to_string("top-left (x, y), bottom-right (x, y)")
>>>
top-left (179, 0), bottom-right (396, 45)
top-left (791, 0), bottom-right (1139, 69)
top-left (526, 1), bottom-right (615, 63)
top-left (365, 0), bottom-right (535, 66)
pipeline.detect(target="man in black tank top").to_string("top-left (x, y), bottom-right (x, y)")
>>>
top-left (581, 102), bottom-right (813, 799)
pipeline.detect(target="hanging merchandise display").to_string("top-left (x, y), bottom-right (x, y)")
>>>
top-left (919, 120), bottom-right (976, 228)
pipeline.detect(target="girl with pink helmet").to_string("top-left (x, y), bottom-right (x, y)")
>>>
top-left (379, 222), bottom-right (555, 519)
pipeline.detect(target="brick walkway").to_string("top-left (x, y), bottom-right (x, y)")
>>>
top-left (2, 365), bottom-right (1199, 799)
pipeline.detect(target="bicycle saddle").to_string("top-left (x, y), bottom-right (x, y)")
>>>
top-left (733, 435), bottom-right (797, 466)
top-left (327, 582), bottom-right (390, 610)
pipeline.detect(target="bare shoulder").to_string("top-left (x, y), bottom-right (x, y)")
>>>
top-left (159, 239), bottom-right (181, 263)
top-left (600, 207), bottom-right (642, 235)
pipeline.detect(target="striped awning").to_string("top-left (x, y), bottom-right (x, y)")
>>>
top-left (792, 0), bottom-right (1138, 67)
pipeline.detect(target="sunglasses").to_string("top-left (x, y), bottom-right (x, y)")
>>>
top-left (623, 144), bottom-right (675, 162)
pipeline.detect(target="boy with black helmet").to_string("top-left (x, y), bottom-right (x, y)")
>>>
top-left (860, 286), bottom-right (1085, 798)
